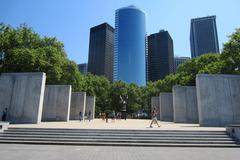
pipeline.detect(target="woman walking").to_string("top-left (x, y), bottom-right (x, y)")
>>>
top-left (149, 107), bottom-right (161, 128)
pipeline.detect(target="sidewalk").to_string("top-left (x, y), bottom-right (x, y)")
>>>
top-left (1, 144), bottom-right (239, 160)
top-left (9, 119), bottom-right (225, 131)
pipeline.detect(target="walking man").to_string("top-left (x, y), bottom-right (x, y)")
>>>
top-left (79, 111), bottom-right (82, 121)
top-left (1, 108), bottom-right (8, 121)
top-left (105, 111), bottom-right (109, 123)
top-left (88, 110), bottom-right (91, 122)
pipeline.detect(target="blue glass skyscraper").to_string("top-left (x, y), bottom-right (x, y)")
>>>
top-left (114, 5), bottom-right (146, 86)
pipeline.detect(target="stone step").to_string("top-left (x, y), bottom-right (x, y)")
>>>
top-left (0, 136), bottom-right (236, 144)
top-left (1, 132), bottom-right (230, 139)
top-left (8, 128), bottom-right (226, 134)
top-left (2, 128), bottom-right (238, 147)
top-left (5, 129), bottom-right (227, 135)
top-left (2, 131), bottom-right (229, 138)
top-left (0, 139), bottom-right (239, 147)
top-left (0, 134), bottom-right (233, 141)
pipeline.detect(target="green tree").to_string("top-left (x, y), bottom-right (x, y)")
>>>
top-left (78, 74), bottom-right (111, 115)
top-left (0, 23), bottom-right (81, 91)
top-left (127, 83), bottom-right (142, 113)
top-left (220, 28), bottom-right (240, 74)
top-left (177, 53), bottom-right (220, 85)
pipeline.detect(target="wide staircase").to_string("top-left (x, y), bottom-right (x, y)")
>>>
top-left (0, 127), bottom-right (239, 147)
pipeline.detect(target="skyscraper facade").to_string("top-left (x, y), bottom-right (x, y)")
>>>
top-left (174, 57), bottom-right (190, 73)
top-left (147, 30), bottom-right (174, 82)
top-left (87, 23), bottom-right (114, 81)
top-left (78, 63), bottom-right (88, 75)
top-left (190, 16), bottom-right (219, 58)
top-left (114, 5), bottom-right (146, 86)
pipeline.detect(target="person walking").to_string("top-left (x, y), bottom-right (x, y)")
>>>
top-left (79, 111), bottom-right (82, 121)
top-left (105, 111), bottom-right (109, 123)
top-left (84, 112), bottom-right (87, 121)
top-left (88, 110), bottom-right (91, 122)
top-left (149, 107), bottom-right (161, 128)
top-left (1, 108), bottom-right (8, 121)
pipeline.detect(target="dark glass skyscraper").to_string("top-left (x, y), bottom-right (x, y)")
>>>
top-left (78, 63), bottom-right (88, 75)
top-left (114, 5), bottom-right (146, 86)
top-left (190, 16), bottom-right (219, 58)
top-left (147, 30), bottom-right (174, 82)
top-left (87, 23), bottom-right (114, 81)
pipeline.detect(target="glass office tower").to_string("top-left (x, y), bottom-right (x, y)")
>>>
top-left (190, 16), bottom-right (219, 58)
top-left (114, 5), bottom-right (146, 86)
top-left (147, 30), bottom-right (174, 82)
top-left (88, 23), bottom-right (114, 81)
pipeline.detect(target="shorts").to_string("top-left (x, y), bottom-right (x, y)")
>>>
top-left (152, 117), bottom-right (157, 121)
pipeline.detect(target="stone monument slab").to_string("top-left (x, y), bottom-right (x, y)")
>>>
top-left (196, 74), bottom-right (240, 127)
top-left (160, 92), bottom-right (173, 121)
top-left (85, 96), bottom-right (95, 120)
top-left (0, 72), bottom-right (46, 124)
top-left (173, 85), bottom-right (198, 123)
top-left (42, 85), bottom-right (71, 121)
top-left (70, 92), bottom-right (86, 120)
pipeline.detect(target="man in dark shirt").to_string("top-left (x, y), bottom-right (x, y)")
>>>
top-left (79, 111), bottom-right (82, 121)
top-left (88, 110), bottom-right (91, 121)
top-left (1, 108), bottom-right (8, 121)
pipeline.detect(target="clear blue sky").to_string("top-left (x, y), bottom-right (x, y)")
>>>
top-left (1, 0), bottom-right (239, 64)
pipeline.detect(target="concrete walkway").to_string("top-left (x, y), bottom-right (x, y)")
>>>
top-left (0, 144), bottom-right (239, 160)
top-left (9, 119), bottom-right (225, 131)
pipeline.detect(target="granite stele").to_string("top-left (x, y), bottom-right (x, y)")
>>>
top-left (196, 74), bottom-right (240, 127)
top-left (173, 85), bottom-right (198, 123)
top-left (85, 96), bottom-right (96, 120)
top-left (70, 92), bottom-right (86, 120)
top-left (42, 85), bottom-right (72, 122)
top-left (159, 92), bottom-right (173, 122)
top-left (0, 72), bottom-right (46, 124)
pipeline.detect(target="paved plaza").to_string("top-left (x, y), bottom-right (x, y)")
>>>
top-left (0, 144), bottom-right (239, 160)
top-left (9, 119), bottom-right (225, 131)
top-left (2, 119), bottom-right (238, 160)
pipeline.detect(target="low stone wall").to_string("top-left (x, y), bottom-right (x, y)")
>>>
top-left (0, 72), bottom-right (46, 124)
top-left (70, 92), bottom-right (86, 120)
top-left (173, 86), bottom-right (198, 123)
top-left (85, 96), bottom-right (95, 120)
top-left (151, 97), bottom-right (160, 120)
top-left (159, 92), bottom-right (173, 122)
top-left (42, 85), bottom-right (72, 122)
top-left (196, 74), bottom-right (240, 127)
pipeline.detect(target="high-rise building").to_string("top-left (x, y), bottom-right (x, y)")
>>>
top-left (174, 57), bottom-right (190, 73)
top-left (114, 5), bottom-right (146, 86)
top-left (87, 23), bottom-right (114, 81)
top-left (190, 16), bottom-right (219, 58)
top-left (78, 63), bottom-right (88, 75)
top-left (147, 30), bottom-right (174, 82)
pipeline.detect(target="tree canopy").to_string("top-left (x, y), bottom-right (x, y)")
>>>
top-left (0, 23), bottom-right (239, 117)
top-left (0, 23), bottom-right (81, 90)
